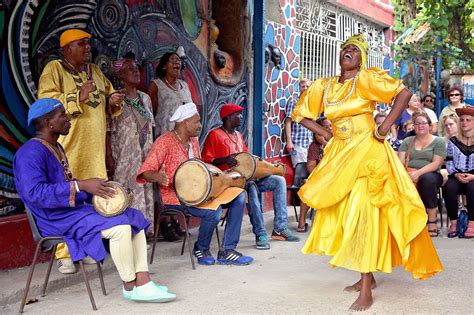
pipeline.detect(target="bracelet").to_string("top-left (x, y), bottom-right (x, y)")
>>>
top-left (73, 180), bottom-right (80, 193)
top-left (373, 127), bottom-right (386, 140)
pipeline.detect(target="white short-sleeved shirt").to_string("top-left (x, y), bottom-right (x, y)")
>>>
top-left (424, 108), bottom-right (438, 123)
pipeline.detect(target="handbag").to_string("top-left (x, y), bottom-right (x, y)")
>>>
top-left (404, 138), bottom-right (419, 184)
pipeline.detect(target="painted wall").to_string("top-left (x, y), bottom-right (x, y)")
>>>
top-left (263, 0), bottom-right (300, 158)
top-left (0, 0), bottom-right (251, 216)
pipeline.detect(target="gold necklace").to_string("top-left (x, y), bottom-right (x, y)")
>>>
top-left (323, 72), bottom-right (359, 107)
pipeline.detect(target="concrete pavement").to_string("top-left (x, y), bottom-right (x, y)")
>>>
top-left (1, 210), bottom-right (473, 314)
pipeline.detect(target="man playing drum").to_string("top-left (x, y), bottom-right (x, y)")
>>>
top-left (137, 103), bottom-right (253, 266)
top-left (202, 104), bottom-right (300, 250)
top-left (14, 98), bottom-right (176, 303)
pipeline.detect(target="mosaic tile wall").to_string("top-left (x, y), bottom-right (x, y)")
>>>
top-left (263, 0), bottom-right (301, 158)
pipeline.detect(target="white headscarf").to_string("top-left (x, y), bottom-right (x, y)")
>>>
top-left (169, 102), bottom-right (198, 122)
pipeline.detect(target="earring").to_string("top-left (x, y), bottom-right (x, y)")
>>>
top-left (50, 125), bottom-right (53, 129)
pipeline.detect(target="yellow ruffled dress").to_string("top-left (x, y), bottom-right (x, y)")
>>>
top-left (292, 68), bottom-right (443, 279)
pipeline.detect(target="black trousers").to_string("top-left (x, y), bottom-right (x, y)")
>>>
top-left (443, 177), bottom-right (474, 221)
top-left (417, 172), bottom-right (443, 209)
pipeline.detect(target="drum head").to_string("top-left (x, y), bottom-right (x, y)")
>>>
top-left (93, 181), bottom-right (127, 217)
top-left (234, 152), bottom-right (256, 180)
top-left (174, 160), bottom-right (211, 206)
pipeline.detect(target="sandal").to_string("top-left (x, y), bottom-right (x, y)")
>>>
top-left (427, 220), bottom-right (439, 237)
top-left (296, 223), bottom-right (308, 233)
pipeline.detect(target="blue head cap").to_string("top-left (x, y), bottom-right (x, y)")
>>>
top-left (27, 98), bottom-right (63, 126)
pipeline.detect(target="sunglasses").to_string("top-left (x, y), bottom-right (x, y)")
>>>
top-left (424, 99), bottom-right (433, 102)
top-left (449, 93), bottom-right (461, 97)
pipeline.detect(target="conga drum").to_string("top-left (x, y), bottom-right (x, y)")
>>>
top-left (93, 181), bottom-right (132, 217)
top-left (174, 159), bottom-right (246, 206)
top-left (233, 152), bottom-right (286, 180)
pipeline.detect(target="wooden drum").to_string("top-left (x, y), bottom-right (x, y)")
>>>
top-left (174, 159), bottom-right (246, 206)
top-left (93, 181), bottom-right (132, 217)
top-left (233, 152), bottom-right (286, 180)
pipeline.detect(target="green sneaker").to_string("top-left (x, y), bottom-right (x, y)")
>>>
top-left (271, 228), bottom-right (300, 242)
top-left (256, 235), bottom-right (270, 250)
top-left (125, 282), bottom-right (176, 303)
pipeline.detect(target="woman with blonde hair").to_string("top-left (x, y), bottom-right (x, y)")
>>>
top-left (438, 87), bottom-right (465, 136)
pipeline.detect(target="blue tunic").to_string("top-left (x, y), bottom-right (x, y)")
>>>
top-left (13, 139), bottom-right (150, 262)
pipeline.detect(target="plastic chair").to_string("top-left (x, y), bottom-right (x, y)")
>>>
top-left (287, 162), bottom-right (310, 222)
top-left (19, 207), bottom-right (106, 313)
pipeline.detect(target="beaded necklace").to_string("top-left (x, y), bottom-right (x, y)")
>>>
top-left (323, 72), bottom-right (359, 107)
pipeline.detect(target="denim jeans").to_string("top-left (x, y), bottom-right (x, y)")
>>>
top-left (164, 191), bottom-right (246, 251)
top-left (246, 175), bottom-right (288, 237)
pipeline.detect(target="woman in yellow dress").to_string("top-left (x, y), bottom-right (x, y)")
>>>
top-left (291, 35), bottom-right (443, 311)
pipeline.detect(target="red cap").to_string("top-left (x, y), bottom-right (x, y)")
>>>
top-left (220, 103), bottom-right (243, 119)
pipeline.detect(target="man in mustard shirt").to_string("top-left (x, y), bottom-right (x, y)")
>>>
top-left (38, 29), bottom-right (124, 273)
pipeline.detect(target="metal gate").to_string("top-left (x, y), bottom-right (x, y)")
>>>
top-left (297, 0), bottom-right (385, 80)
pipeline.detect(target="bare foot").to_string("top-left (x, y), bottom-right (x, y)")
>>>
top-left (344, 275), bottom-right (377, 292)
top-left (349, 293), bottom-right (373, 312)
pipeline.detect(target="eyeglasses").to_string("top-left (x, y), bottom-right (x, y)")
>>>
top-left (449, 93), bottom-right (461, 97)
top-left (424, 99), bottom-right (433, 102)
top-left (414, 122), bottom-right (429, 126)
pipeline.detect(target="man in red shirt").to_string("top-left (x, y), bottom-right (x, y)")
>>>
top-left (137, 103), bottom-right (253, 265)
top-left (202, 104), bottom-right (300, 250)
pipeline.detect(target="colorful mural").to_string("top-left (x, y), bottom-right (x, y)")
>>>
top-left (263, 0), bottom-right (300, 158)
top-left (0, 0), bottom-right (250, 216)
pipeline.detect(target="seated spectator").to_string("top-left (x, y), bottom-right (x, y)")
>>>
top-left (374, 112), bottom-right (400, 150)
top-left (422, 95), bottom-right (435, 110)
top-left (297, 117), bottom-right (331, 232)
top-left (394, 94), bottom-right (422, 140)
top-left (442, 114), bottom-right (459, 143)
top-left (420, 96), bottom-right (439, 134)
top-left (137, 103), bottom-right (253, 265)
top-left (201, 103), bottom-right (299, 250)
top-left (439, 87), bottom-right (466, 137)
top-left (14, 99), bottom-right (176, 303)
top-left (398, 111), bottom-right (447, 237)
top-left (444, 106), bottom-right (474, 238)
top-left (440, 114), bottom-right (459, 185)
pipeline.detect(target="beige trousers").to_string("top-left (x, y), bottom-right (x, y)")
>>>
top-left (101, 225), bottom-right (149, 282)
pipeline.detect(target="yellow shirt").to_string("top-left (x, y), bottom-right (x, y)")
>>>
top-left (38, 60), bottom-right (119, 179)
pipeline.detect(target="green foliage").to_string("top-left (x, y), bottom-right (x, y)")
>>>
top-left (393, 0), bottom-right (474, 72)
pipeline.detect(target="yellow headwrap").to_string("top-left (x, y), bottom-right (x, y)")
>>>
top-left (60, 29), bottom-right (92, 47)
top-left (341, 34), bottom-right (368, 70)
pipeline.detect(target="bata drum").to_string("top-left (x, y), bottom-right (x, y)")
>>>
top-left (174, 159), bottom-right (246, 206)
top-left (93, 181), bottom-right (132, 217)
top-left (232, 152), bottom-right (286, 180)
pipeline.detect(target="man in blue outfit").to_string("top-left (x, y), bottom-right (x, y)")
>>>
top-left (14, 98), bottom-right (176, 303)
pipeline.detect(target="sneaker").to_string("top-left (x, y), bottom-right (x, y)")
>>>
top-left (193, 244), bottom-right (215, 265)
top-left (151, 281), bottom-right (169, 292)
top-left (271, 227), bottom-right (300, 242)
top-left (82, 256), bottom-right (96, 264)
top-left (216, 249), bottom-right (253, 265)
top-left (125, 282), bottom-right (176, 303)
top-left (256, 235), bottom-right (270, 250)
top-left (57, 258), bottom-right (77, 274)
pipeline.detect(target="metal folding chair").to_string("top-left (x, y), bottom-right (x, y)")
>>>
top-left (149, 191), bottom-right (222, 269)
top-left (287, 162), bottom-right (310, 222)
top-left (19, 207), bottom-right (106, 313)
